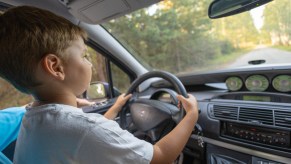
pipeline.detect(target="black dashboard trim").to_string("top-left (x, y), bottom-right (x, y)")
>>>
top-left (191, 135), bottom-right (291, 163)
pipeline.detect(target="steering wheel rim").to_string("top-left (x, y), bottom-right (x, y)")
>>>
top-left (125, 71), bottom-right (188, 97)
top-left (120, 71), bottom-right (188, 130)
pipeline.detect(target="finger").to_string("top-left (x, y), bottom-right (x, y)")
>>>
top-left (124, 94), bottom-right (132, 100)
top-left (177, 100), bottom-right (181, 108)
top-left (187, 94), bottom-right (194, 98)
top-left (176, 94), bottom-right (187, 102)
top-left (187, 94), bottom-right (197, 102)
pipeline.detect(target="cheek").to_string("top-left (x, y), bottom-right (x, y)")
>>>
top-left (66, 60), bottom-right (92, 86)
top-left (70, 63), bottom-right (92, 95)
top-left (77, 61), bottom-right (92, 82)
top-left (85, 63), bottom-right (92, 82)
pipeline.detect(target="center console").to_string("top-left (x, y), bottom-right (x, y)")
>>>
top-left (206, 144), bottom-right (283, 164)
top-left (221, 122), bottom-right (290, 150)
top-left (186, 100), bottom-right (291, 164)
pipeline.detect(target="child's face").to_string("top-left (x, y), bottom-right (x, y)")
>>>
top-left (62, 37), bottom-right (92, 96)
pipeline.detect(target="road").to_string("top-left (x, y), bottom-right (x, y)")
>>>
top-left (228, 47), bottom-right (291, 68)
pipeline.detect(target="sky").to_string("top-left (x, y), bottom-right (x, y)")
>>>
top-left (250, 5), bottom-right (265, 31)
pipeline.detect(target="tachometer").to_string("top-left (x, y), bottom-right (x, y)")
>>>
top-left (272, 75), bottom-right (291, 92)
top-left (245, 75), bottom-right (269, 92)
top-left (225, 76), bottom-right (243, 91)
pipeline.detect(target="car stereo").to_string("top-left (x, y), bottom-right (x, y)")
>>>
top-left (221, 122), bottom-right (290, 149)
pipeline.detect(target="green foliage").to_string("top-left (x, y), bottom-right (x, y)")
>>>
top-left (272, 45), bottom-right (291, 51)
top-left (261, 0), bottom-right (291, 46)
top-left (211, 12), bottom-right (259, 48)
top-left (103, 0), bottom-right (259, 74)
top-left (111, 63), bottom-right (131, 94)
top-left (219, 40), bottom-right (235, 55)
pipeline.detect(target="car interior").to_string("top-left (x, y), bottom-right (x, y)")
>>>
top-left (1, 0), bottom-right (291, 163)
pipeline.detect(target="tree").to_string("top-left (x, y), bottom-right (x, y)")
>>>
top-left (261, 0), bottom-right (291, 45)
top-left (211, 12), bottom-right (259, 49)
top-left (104, 0), bottom-right (220, 74)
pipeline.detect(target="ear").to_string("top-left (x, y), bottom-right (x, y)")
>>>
top-left (41, 54), bottom-right (65, 80)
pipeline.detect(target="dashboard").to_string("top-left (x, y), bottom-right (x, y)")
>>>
top-left (84, 67), bottom-right (291, 163)
top-left (149, 67), bottom-right (291, 163)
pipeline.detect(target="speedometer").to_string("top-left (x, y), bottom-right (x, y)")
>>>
top-left (225, 76), bottom-right (243, 91)
top-left (272, 75), bottom-right (291, 92)
top-left (245, 75), bottom-right (269, 92)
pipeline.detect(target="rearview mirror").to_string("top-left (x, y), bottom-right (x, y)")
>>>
top-left (208, 0), bottom-right (273, 19)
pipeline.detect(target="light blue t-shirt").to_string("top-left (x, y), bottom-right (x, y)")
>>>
top-left (14, 104), bottom-right (153, 164)
top-left (0, 107), bottom-right (26, 164)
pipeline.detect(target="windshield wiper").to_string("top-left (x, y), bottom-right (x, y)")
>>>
top-left (248, 59), bottom-right (266, 65)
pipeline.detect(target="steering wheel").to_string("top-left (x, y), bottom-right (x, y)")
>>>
top-left (119, 71), bottom-right (188, 143)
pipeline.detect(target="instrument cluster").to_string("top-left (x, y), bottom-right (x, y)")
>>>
top-left (150, 89), bottom-right (178, 105)
top-left (225, 75), bottom-right (291, 92)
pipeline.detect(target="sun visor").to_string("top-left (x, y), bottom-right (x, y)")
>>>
top-left (58, 0), bottom-right (162, 24)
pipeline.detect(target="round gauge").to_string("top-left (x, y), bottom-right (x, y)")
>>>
top-left (272, 75), bottom-right (291, 92)
top-left (245, 75), bottom-right (269, 92)
top-left (225, 77), bottom-right (243, 91)
top-left (158, 93), bottom-right (174, 104)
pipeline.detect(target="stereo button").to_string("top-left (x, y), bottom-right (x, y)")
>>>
top-left (274, 138), bottom-right (279, 144)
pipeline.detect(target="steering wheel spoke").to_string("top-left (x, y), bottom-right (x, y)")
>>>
top-left (129, 99), bottom-right (179, 131)
top-left (120, 71), bottom-right (188, 143)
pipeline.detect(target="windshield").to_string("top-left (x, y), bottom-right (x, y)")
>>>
top-left (102, 0), bottom-right (291, 75)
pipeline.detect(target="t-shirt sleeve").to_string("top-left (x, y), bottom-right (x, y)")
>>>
top-left (77, 117), bottom-right (153, 164)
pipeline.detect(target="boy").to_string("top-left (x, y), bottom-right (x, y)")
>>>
top-left (0, 6), bottom-right (199, 164)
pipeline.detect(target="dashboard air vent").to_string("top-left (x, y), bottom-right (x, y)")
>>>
top-left (213, 105), bottom-right (238, 120)
top-left (274, 110), bottom-right (291, 129)
top-left (239, 108), bottom-right (273, 125)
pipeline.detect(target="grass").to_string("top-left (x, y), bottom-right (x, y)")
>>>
top-left (272, 45), bottom-right (291, 51)
top-left (183, 48), bottom-right (253, 74)
top-left (209, 48), bottom-right (252, 67)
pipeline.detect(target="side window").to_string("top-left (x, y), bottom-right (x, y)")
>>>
top-left (0, 78), bottom-right (33, 109)
top-left (111, 63), bottom-right (131, 94)
top-left (86, 46), bottom-right (107, 83)
top-left (86, 45), bottom-right (131, 95)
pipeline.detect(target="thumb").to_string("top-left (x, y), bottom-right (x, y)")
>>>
top-left (176, 94), bottom-right (187, 102)
top-left (124, 93), bottom-right (132, 100)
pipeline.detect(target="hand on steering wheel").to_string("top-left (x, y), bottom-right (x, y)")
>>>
top-left (119, 71), bottom-right (189, 143)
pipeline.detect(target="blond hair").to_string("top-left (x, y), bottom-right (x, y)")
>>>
top-left (0, 6), bottom-right (87, 93)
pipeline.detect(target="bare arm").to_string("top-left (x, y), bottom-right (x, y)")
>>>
top-left (76, 98), bottom-right (95, 107)
top-left (104, 93), bottom-right (132, 120)
top-left (151, 94), bottom-right (199, 164)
